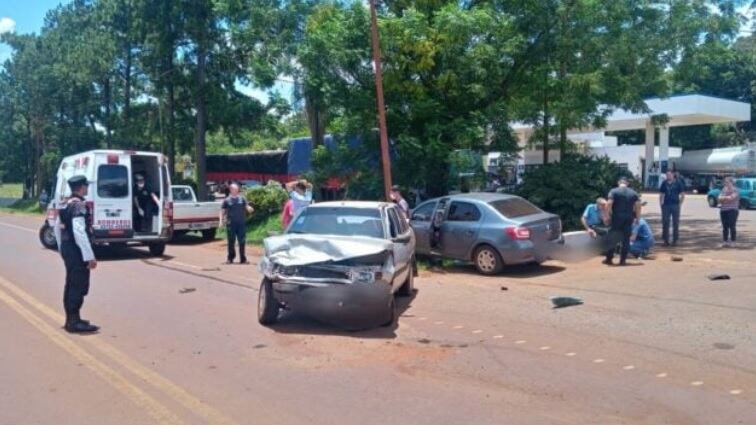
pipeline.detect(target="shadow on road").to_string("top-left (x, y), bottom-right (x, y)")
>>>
top-left (424, 263), bottom-right (566, 279)
top-left (169, 233), bottom-right (215, 246)
top-left (645, 212), bottom-right (754, 255)
top-left (267, 291), bottom-right (417, 339)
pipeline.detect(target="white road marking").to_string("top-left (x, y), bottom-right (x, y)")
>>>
top-left (514, 340), bottom-right (527, 344)
top-left (729, 389), bottom-right (743, 395)
top-left (623, 365), bottom-right (635, 370)
top-left (472, 330), bottom-right (483, 334)
top-left (565, 352), bottom-right (577, 357)
top-left (539, 346), bottom-right (551, 351)
top-left (593, 359), bottom-right (605, 364)
top-left (418, 317), bottom-right (428, 321)
top-left (434, 321), bottom-right (444, 325)
top-left (690, 381), bottom-right (704, 387)
top-left (492, 335), bottom-right (504, 339)
top-left (0, 221), bottom-right (36, 234)
top-left (656, 373), bottom-right (668, 378)
top-left (453, 325), bottom-right (464, 329)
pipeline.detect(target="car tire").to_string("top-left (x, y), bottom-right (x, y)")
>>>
top-left (201, 228), bottom-right (216, 241)
top-left (381, 296), bottom-right (396, 327)
top-left (39, 224), bottom-right (57, 250)
top-left (148, 243), bottom-right (166, 257)
top-left (473, 245), bottom-right (503, 275)
top-left (397, 258), bottom-right (415, 297)
top-left (708, 196), bottom-right (718, 208)
top-left (257, 278), bottom-right (279, 325)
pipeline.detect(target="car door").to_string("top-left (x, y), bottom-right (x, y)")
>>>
top-left (93, 154), bottom-right (133, 238)
top-left (409, 200), bottom-right (437, 254)
top-left (387, 206), bottom-right (412, 288)
top-left (440, 201), bottom-right (482, 260)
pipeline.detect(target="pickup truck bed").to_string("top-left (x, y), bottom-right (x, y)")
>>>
top-left (171, 185), bottom-right (222, 240)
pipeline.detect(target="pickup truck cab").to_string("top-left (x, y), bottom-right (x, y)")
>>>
top-left (39, 150), bottom-right (173, 256)
top-left (171, 185), bottom-right (222, 240)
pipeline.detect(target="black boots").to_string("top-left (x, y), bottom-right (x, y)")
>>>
top-left (64, 313), bottom-right (99, 334)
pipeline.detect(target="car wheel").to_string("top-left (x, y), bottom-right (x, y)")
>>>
top-left (473, 245), bottom-right (503, 275)
top-left (257, 278), bottom-right (279, 325)
top-left (381, 296), bottom-right (396, 327)
top-left (201, 228), bottom-right (216, 241)
top-left (708, 197), bottom-right (718, 208)
top-left (397, 258), bottom-right (415, 297)
top-left (148, 243), bottom-right (166, 257)
top-left (39, 224), bottom-right (57, 250)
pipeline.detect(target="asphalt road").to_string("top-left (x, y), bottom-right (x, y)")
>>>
top-left (0, 195), bottom-right (754, 425)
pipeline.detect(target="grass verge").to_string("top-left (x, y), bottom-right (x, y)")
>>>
top-left (0, 199), bottom-right (44, 215)
top-left (217, 213), bottom-right (283, 246)
top-left (0, 183), bottom-right (23, 198)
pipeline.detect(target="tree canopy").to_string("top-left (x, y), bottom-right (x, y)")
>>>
top-left (1, 0), bottom-right (753, 198)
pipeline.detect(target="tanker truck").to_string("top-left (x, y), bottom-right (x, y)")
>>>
top-left (671, 144), bottom-right (756, 193)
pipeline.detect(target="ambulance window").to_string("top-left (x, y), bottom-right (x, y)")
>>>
top-left (97, 165), bottom-right (129, 198)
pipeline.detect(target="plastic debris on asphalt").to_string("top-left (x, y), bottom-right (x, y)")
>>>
top-left (707, 274), bottom-right (731, 281)
top-left (179, 287), bottom-right (196, 294)
top-left (550, 296), bottom-right (584, 309)
top-left (671, 256), bottom-right (684, 262)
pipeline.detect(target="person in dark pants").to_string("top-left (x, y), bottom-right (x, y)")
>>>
top-left (659, 171), bottom-right (685, 246)
top-left (220, 183), bottom-right (253, 264)
top-left (133, 174), bottom-right (160, 233)
top-left (718, 176), bottom-right (740, 247)
top-left (604, 177), bottom-right (641, 266)
top-left (54, 175), bottom-right (99, 333)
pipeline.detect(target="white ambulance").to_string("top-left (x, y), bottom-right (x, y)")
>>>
top-left (39, 150), bottom-right (174, 256)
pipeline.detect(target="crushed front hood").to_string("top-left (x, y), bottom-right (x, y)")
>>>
top-left (263, 234), bottom-right (393, 267)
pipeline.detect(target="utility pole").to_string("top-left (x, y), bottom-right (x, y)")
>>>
top-left (369, 0), bottom-right (393, 200)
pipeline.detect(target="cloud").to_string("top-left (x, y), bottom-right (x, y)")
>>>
top-left (0, 17), bottom-right (15, 34)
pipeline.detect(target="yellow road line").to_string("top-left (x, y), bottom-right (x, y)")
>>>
top-left (0, 275), bottom-right (241, 425)
top-left (0, 286), bottom-right (187, 425)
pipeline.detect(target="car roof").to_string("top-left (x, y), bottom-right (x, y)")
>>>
top-left (309, 201), bottom-right (393, 209)
top-left (443, 192), bottom-right (520, 203)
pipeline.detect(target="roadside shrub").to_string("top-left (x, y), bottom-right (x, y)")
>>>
top-left (244, 181), bottom-right (289, 220)
top-left (515, 154), bottom-right (639, 231)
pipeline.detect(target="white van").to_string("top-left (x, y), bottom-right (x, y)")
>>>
top-left (39, 150), bottom-right (173, 256)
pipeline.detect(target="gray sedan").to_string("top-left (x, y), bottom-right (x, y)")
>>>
top-left (410, 193), bottom-right (563, 275)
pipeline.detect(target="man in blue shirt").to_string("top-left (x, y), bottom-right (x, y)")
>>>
top-left (630, 218), bottom-right (655, 259)
top-left (581, 197), bottom-right (609, 237)
top-left (659, 171), bottom-right (685, 246)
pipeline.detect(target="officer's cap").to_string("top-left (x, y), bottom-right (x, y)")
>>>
top-left (68, 175), bottom-right (89, 190)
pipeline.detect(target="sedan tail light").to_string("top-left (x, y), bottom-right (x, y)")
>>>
top-left (505, 226), bottom-right (530, 240)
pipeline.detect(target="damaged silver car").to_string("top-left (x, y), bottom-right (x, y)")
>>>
top-left (258, 201), bottom-right (416, 328)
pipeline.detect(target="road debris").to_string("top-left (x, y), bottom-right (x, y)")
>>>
top-left (707, 273), bottom-right (730, 281)
top-left (671, 256), bottom-right (683, 262)
top-left (201, 267), bottom-right (221, 271)
top-left (551, 296), bottom-right (584, 309)
top-left (179, 287), bottom-right (196, 294)
top-left (500, 286), bottom-right (508, 291)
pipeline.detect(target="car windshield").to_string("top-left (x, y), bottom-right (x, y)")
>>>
top-left (489, 198), bottom-right (542, 218)
top-left (288, 207), bottom-right (384, 239)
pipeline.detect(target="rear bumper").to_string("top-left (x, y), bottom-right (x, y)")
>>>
top-left (499, 236), bottom-right (563, 265)
top-left (173, 221), bottom-right (217, 231)
top-left (271, 279), bottom-right (393, 324)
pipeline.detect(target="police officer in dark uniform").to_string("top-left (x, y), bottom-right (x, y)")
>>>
top-left (55, 175), bottom-right (99, 333)
top-left (133, 173), bottom-right (159, 233)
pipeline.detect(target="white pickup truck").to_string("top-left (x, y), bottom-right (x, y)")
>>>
top-left (171, 185), bottom-right (222, 241)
